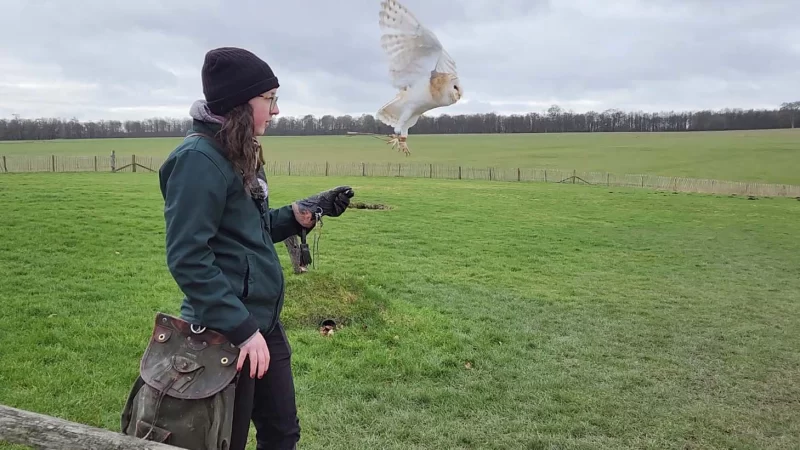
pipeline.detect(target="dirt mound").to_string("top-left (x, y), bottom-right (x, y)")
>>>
top-left (281, 272), bottom-right (387, 331)
top-left (351, 201), bottom-right (391, 210)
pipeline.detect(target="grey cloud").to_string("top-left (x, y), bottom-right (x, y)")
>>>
top-left (0, 0), bottom-right (797, 121)
top-left (446, 0), bottom-right (799, 108)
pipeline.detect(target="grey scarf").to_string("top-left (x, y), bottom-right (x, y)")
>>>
top-left (189, 100), bottom-right (225, 124)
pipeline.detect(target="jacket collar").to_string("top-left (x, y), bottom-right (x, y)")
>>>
top-left (189, 119), bottom-right (222, 137)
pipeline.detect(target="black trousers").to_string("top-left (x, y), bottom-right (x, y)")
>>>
top-left (229, 321), bottom-right (299, 450)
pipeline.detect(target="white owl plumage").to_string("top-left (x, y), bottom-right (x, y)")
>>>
top-left (375, 0), bottom-right (462, 155)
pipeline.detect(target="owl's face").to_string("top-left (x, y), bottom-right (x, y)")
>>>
top-left (430, 72), bottom-right (463, 106)
top-left (447, 76), bottom-right (463, 104)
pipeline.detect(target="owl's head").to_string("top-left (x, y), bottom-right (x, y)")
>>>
top-left (431, 72), bottom-right (463, 106)
top-left (446, 74), bottom-right (462, 104)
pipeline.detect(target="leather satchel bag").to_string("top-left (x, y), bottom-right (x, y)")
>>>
top-left (121, 312), bottom-right (241, 449)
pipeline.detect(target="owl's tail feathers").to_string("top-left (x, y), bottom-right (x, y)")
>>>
top-left (376, 95), bottom-right (404, 129)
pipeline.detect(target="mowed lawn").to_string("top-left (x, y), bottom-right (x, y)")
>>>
top-left (1, 172), bottom-right (799, 449)
top-left (1, 128), bottom-right (799, 184)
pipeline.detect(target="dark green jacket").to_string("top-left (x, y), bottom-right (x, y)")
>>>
top-left (158, 119), bottom-right (303, 345)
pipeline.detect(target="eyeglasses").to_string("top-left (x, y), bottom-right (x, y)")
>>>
top-left (260, 94), bottom-right (278, 111)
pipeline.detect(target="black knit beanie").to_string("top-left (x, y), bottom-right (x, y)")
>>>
top-left (201, 47), bottom-right (280, 116)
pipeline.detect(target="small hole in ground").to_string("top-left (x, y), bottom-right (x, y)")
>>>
top-left (352, 202), bottom-right (391, 210)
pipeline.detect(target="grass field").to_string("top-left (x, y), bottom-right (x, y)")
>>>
top-left (1, 172), bottom-right (799, 449)
top-left (1, 129), bottom-right (799, 184)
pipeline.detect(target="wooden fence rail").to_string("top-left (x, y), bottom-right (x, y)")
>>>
top-left (1, 154), bottom-right (799, 198)
top-left (0, 403), bottom-right (180, 449)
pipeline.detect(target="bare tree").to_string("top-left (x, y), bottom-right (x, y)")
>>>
top-left (780, 101), bottom-right (800, 128)
top-left (1, 104), bottom-right (798, 141)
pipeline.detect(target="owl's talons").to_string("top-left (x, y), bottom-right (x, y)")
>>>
top-left (398, 140), bottom-right (410, 156)
top-left (386, 135), bottom-right (410, 155)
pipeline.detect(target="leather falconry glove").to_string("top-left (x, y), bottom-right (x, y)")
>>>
top-left (293, 186), bottom-right (355, 226)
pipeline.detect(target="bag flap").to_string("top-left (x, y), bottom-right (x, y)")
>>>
top-left (139, 313), bottom-right (240, 400)
top-left (135, 420), bottom-right (172, 443)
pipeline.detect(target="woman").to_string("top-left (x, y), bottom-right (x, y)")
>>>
top-left (158, 46), bottom-right (354, 450)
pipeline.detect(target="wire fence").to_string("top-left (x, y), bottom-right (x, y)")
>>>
top-left (2, 154), bottom-right (799, 198)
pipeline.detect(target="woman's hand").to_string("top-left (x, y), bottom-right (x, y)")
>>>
top-left (236, 330), bottom-right (270, 378)
top-left (292, 202), bottom-right (316, 228)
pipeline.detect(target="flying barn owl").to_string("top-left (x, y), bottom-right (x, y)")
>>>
top-left (376, 0), bottom-right (462, 155)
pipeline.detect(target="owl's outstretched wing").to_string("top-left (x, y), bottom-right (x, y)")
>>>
top-left (378, 0), bottom-right (457, 90)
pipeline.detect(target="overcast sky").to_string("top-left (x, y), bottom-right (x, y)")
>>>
top-left (1, 0), bottom-right (797, 121)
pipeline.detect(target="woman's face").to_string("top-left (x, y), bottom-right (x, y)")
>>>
top-left (249, 88), bottom-right (279, 135)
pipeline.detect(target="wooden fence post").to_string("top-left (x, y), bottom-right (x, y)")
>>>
top-left (52, 155), bottom-right (55, 172)
top-left (517, 168), bottom-right (520, 181)
top-left (132, 154), bottom-right (137, 173)
top-left (283, 235), bottom-right (307, 274)
top-left (430, 163), bottom-right (433, 178)
top-left (325, 161), bottom-right (329, 176)
top-left (0, 403), bottom-right (182, 449)
top-left (94, 156), bottom-right (97, 172)
top-left (362, 162), bottom-right (365, 176)
top-left (288, 161), bottom-right (291, 176)
top-left (458, 166), bottom-right (461, 180)
top-left (2, 156), bottom-right (6, 173)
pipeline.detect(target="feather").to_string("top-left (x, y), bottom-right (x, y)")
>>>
top-left (376, 91), bottom-right (407, 128)
top-left (378, 0), bottom-right (457, 89)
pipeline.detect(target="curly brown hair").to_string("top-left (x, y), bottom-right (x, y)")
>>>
top-left (216, 102), bottom-right (264, 198)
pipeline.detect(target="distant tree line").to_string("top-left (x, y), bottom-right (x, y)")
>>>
top-left (1, 102), bottom-right (797, 141)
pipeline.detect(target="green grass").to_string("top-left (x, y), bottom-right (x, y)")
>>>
top-left (1, 172), bottom-right (799, 449)
top-left (1, 128), bottom-right (799, 184)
